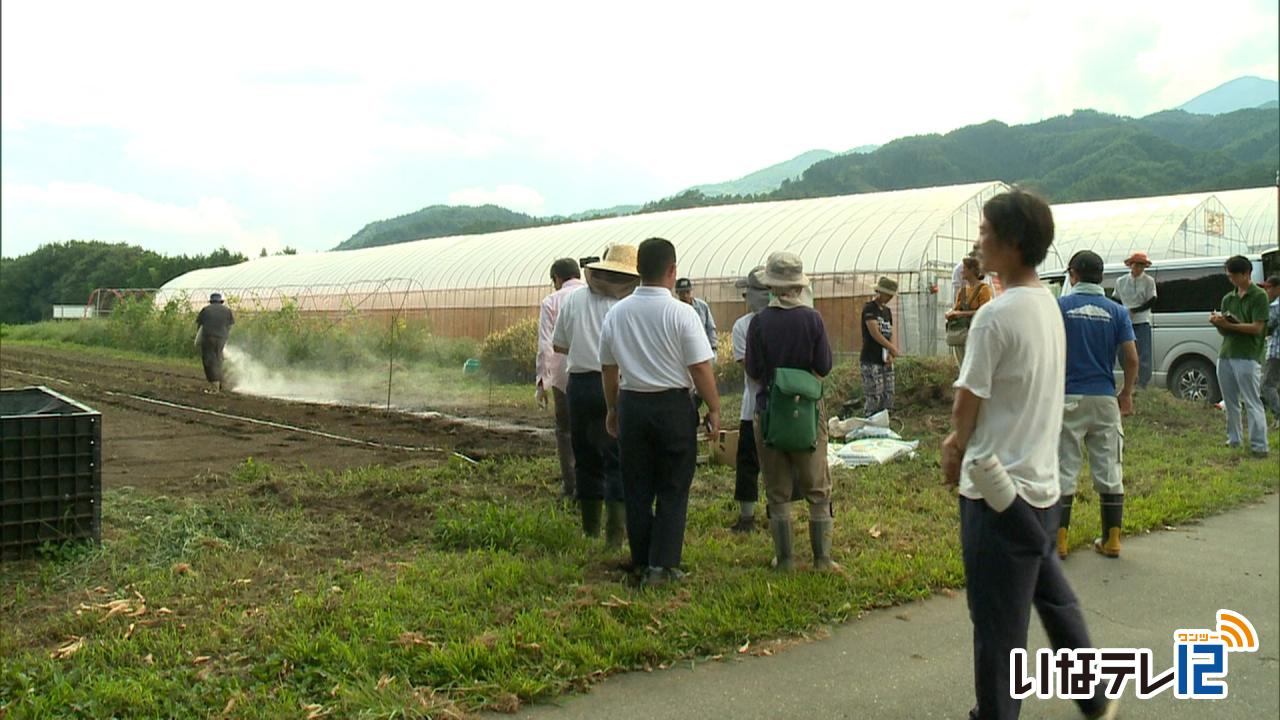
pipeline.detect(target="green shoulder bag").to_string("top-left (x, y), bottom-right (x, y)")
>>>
top-left (762, 367), bottom-right (824, 452)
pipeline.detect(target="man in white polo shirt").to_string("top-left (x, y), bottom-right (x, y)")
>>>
top-left (601, 237), bottom-right (720, 587)
top-left (552, 245), bottom-right (640, 545)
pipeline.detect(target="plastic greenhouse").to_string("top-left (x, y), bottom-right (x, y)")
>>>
top-left (1049, 192), bottom-right (1254, 267)
top-left (160, 182), bottom-right (1009, 357)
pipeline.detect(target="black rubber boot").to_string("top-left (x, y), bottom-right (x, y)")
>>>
top-left (1057, 494), bottom-right (1074, 559)
top-left (579, 499), bottom-right (603, 537)
top-left (604, 501), bottom-right (627, 548)
top-left (1095, 493), bottom-right (1123, 558)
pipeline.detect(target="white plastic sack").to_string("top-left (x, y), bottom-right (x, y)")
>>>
top-left (835, 438), bottom-right (920, 467)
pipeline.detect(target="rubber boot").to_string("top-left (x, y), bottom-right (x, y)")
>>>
top-left (579, 499), bottom-right (602, 538)
top-left (767, 503), bottom-right (794, 572)
top-left (1057, 494), bottom-right (1074, 560)
top-left (1094, 493), bottom-right (1123, 558)
top-left (809, 518), bottom-right (840, 572)
top-left (604, 501), bottom-right (627, 549)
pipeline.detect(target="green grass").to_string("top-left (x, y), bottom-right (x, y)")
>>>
top-left (2, 389), bottom-right (1275, 718)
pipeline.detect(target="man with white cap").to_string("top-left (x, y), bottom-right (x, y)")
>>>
top-left (860, 276), bottom-right (901, 417)
top-left (600, 237), bottom-right (719, 587)
top-left (1114, 252), bottom-right (1157, 389)
top-left (552, 245), bottom-right (640, 545)
top-left (745, 252), bottom-right (837, 571)
top-left (195, 292), bottom-right (235, 393)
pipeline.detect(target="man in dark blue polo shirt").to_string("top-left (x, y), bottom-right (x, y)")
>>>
top-left (1056, 251), bottom-right (1138, 559)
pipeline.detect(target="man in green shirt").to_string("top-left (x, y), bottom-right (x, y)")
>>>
top-left (1210, 255), bottom-right (1269, 458)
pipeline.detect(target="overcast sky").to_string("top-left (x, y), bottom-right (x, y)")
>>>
top-left (2, 0), bottom-right (1277, 258)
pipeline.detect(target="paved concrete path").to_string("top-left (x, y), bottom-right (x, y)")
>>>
top-left (515, 494), bottom-right (1279, 719)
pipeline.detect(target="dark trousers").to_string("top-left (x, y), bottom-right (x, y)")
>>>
top-left (567, 372), bottom-right (622, 502)
top-left (200, 335), bottom-right (227, 382)
top-left (552, 387), bottom-right (576, 496)
top-left (734, 419), bottom-right (761, 503)
top-left (618, 389), bottom-right (698, 569)
top-left (960, 497), bottom-right (1106, 720)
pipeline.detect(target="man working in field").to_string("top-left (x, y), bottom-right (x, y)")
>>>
top-left (195, 292), bottom-right (234, 393)
top-left (601, 238), bottom-right (719, 587)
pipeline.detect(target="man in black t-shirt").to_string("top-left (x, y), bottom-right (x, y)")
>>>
top-left (859, 277), bottom-right (900, 416)
top-left (195, 292), bottom-right (235, 393)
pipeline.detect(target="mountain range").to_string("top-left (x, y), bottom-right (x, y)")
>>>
top-left (335, 77), bottom-right (1278, 251)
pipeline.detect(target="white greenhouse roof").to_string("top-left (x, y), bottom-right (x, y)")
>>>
top-left (161, 182), bottom-right (1007, 294)
top-left (1050, 191), bottom-right (1252, 266)
top-left (1214, 186), bottom-right (1277, 251)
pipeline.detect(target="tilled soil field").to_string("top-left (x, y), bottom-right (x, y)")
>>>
top-left (1, 344), bottom-right (551, 494)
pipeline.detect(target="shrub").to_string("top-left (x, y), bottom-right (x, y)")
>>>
top-left (713, 330), bottom-right (742, 389)
top-left (480, 317), bottom-right (538, 382)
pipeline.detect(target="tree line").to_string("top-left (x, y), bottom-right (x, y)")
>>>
top-left (0, 241), bottom-right (247, 324)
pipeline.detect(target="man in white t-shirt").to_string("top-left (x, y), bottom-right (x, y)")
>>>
top-left (942, 190), bottom-right (1116, 720)
top-left (1114, 252), bottom-right (1157, 389)
top-left (601, 237), bottom-right (719, 587)
top-left (552, 245), bottom-right (640, 546)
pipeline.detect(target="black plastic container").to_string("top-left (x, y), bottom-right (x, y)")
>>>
top-left (1, 386), bottom-right (102, 560)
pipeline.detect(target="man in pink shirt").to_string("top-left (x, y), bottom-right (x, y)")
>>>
top-left (537, 258), bottom-right (585, 499)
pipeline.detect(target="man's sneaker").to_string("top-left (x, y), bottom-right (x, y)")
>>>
top-left (729, 516), bottom-right (755, 534)
top-left (641, 567), bottom-right (686, 587)
top-left (1251, 449), bottom-right (1270, 459)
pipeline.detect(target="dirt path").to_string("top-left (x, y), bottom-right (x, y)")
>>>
top-left (1, 344), bottom-right (551, 494)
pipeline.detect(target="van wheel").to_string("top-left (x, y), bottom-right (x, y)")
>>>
top-left (1169, 357), bottom-right (1220, 403)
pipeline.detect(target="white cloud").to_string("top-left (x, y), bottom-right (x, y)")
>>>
top-left (447, 185), bottom-right (546, 216)
top-left (1, 182), bottom-right (281, 258)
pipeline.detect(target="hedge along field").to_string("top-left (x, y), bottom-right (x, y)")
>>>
top-left (3, 297), bottom-right (480, 373)
top-left (1, 366), bottom-right (1275, 718)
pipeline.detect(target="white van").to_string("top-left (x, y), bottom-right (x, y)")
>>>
top-left (1041, 250), bottom-right (1279, 402)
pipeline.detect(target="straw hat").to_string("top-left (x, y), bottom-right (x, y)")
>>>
top-left (1124, 252), bottom-right (1152, 267)
top-left (761, 252), bottom-right (809, 288)
top-left (585, 244), bottom-right (639, 276)
top-left (874, 276), bottom-right (898, 298)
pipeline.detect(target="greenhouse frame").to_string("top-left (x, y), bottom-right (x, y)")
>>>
top-left (158, 183), bottom-right (1278, 357)
top-left (161, 182), bottom-right (1008, 357)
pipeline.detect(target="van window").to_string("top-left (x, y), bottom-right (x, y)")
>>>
top-left (1151, 268), bottom-right (1234, 313)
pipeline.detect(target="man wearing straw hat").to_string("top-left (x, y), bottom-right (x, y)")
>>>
top-left (728, 266), bottom-right (770, 533)
top-left (745, 252), bottom-right (838, 571)
top-left (860, 276), bottom-right (901, 417)
top-left (537, 258), bottom-right (585, 500)
top-left (600, 237), bottom-right (719, 587)
top-left (195, 292), bottom-right (234, 393)
top-left (1115, 251), bottom-right (1157, 389)
top-left (552, 245), bottom-right (640, 545)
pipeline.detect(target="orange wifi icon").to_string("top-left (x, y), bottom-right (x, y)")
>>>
top-left (1216, 610), bottom-right (1259, 652)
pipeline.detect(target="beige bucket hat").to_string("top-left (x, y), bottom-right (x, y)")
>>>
top-left (760, 252), bottom-right (809, 288)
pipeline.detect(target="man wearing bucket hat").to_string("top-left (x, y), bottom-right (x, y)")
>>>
top-left (1115, 252), bottom-right (1157, 389)
top-left (860, 276), bottom-right (901, 417)
top-left (195, 292), bottom-right (234, 393)
top-left (745, 252), bottom-right (837, 571)
top-left (552, 244), bottom-right (641, 545)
